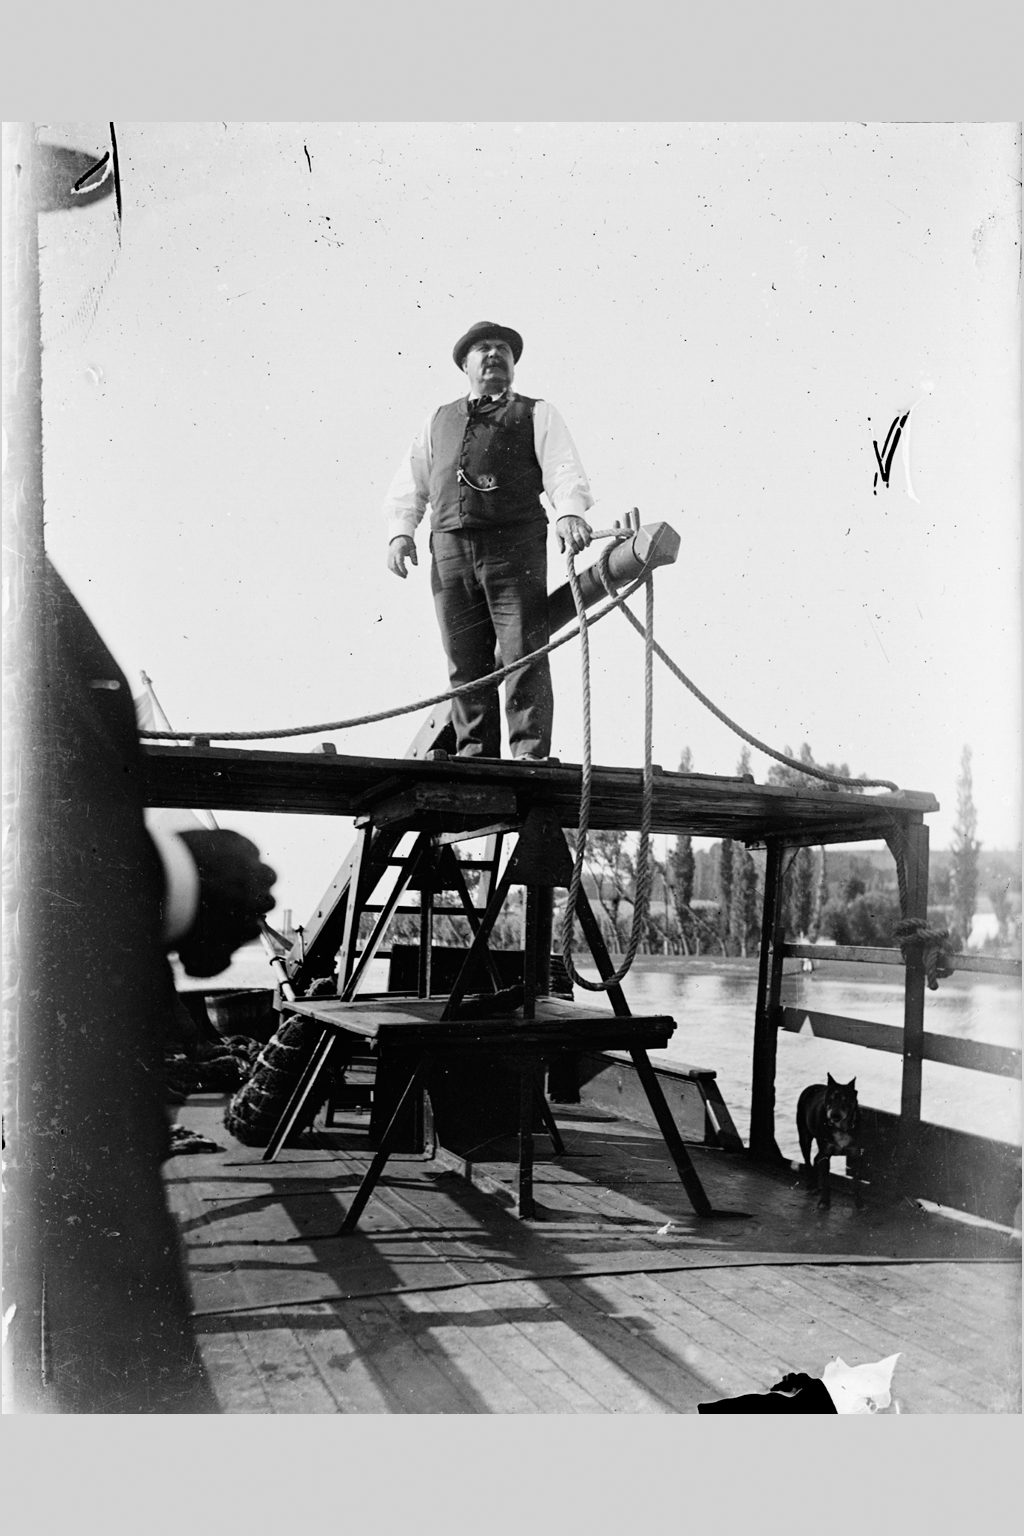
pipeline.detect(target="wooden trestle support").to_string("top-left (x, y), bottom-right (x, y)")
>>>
top-left (261, 798), bottom-right (716, 1228)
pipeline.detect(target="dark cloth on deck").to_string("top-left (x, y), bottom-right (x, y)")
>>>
top-left (698, 1376), bottom-right (837, 1413)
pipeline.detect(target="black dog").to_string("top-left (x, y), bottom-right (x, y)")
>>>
top-left (796, 1075), bottom-right (862, 1209)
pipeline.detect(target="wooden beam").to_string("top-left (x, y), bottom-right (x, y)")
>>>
top-left (749, 840), bottom-right (785, 1161)
top-left (784, 943), bottom-right (1022, 978)
top-left (899, 821), bottom-right (930, 1129)
top-left (780, 1007), bottom-right (903, 1055)
top-left (142, 744), bottom-right (939, 842)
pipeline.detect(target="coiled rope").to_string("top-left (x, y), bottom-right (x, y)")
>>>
top-left (560, 546), bottom-right (655, 990)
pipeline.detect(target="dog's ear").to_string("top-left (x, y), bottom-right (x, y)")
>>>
top-left (848, 1078), bottom-right (856, 1090)
top-left (827, 1073), bottom-right (836, 1087)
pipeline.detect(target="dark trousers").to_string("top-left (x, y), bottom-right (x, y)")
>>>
top-left (430, 524), bottom-right (553, 758)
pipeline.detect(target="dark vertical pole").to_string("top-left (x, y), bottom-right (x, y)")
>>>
top-left (518, 1070), bottom-right (535, 1217)
top-left (522, 885), bottom-right (539, 1020)
top-left (337, 827), bottom-right (371, 989)
top-left (573, 887), bottom-right (632, 1016)
top-left (535, 888), bottom-right (553, 996)
top-left (749, 840), bottom-right (786, 1161)
top-left (4, 129), bottom-right (214, 1412)
top-left (899, 820), bottom-right (930, 1130)
top-left (3, 119), bottom-right (47, 1410)
top-left (417, 858), bottom-right (434, 1000)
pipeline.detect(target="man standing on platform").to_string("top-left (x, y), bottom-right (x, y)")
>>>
top-left (384, 322), bottom-right (594, 761)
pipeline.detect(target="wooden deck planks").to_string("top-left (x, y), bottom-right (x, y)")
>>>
top-left (275, 1301), bottom-right (394, 1413)
top-left (168, 1100), bottom-right (1020, 1415)
top-left (397, 1285), bottom-right (588, 1413)
top-left (761, 1266), bottom-right (1002, 1413)
top-left (320, 1291), bottom-right (483, 1413)
top-left (488, 1280), bottom-right (667, 1413)
top-left (687, 1262), bottom-right (991, 1412)
top-left (540, 1276), bottom-right (712, 1412)
top-left (230, 1320), bottom-right (344, 1414)
top-left (195, 1320), bottom-right (277, 1413)
top-left (596, 1271), bottom-right (783, 1398)
top-left (823, 1261), bottom-right (1017, 1353)
top-left (443, 1282), bottom-right (615, 1412)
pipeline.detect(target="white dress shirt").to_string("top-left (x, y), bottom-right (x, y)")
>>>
top-left (383, 394), bottom-right (594, 543)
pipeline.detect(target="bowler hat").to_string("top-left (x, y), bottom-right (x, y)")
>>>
top-left (453, 321), bottom-right (524, 370)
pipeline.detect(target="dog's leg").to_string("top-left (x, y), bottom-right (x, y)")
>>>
top-left (814, 1150), bottom-right (832, 1209)
top-left (850, 1149), bottom-right (865, 1210)
top-left (798, 1119), bottom-right (816, 1192)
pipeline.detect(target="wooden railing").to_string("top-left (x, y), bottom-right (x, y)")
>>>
top-left (778, 943), bottom-right (1021, 1080)
top-left (784, 942), bottom-right (1022, 979)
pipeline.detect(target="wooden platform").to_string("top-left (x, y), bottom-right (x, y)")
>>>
top-left (143, 745), bottom-right (938, 844)
top-left (167, 1095), bottom-right (1021, 1414)
top-left (284, 995), bottom-right (675, 1050)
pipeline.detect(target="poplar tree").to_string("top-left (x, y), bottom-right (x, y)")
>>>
top-left (794, 846), bottom-right (815, 939)
top-left (951, 745), bottom-right (981, 946)
top-left (718, 837), bottom-right (735, 950)
top-left (812, 847), bottom-right (829, 939)
top-left (728, 749), bottom-right (760, 955)
top-left (669, 748), bottom-right (697, 953)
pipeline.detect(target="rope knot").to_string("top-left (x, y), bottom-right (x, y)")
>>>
top-left (892, 918), bottom-right (957, 990)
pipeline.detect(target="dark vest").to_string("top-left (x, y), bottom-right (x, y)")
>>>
top-left (428, 393), bottom-right (546, 531)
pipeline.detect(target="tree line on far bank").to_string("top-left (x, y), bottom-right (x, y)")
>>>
top-left (380, 744), bottom-right (1019, 961)
top-left (592, 743), bottom-right (1018, 959)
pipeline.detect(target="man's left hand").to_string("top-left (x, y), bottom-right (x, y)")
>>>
top-left (555, 516), bottom-right (593, 556)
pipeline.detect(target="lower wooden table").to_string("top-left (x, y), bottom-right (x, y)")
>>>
top-left (263, 996), bottom-right (716, 1228)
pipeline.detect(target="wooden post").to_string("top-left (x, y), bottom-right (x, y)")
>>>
top-left (337, 827), bottom-right (371, 990)
top-left (518, 1070), bottom-right (536, 1217)
top-left (417, 870), bottom-right (434, 999)
top-left (3, 120), bottom-right (47, 1410)
top-left (522, 885), bottom-right (540, 1020)
top-left (898, 819), bottom-right (930, 1129)
top-left (535, 887), bottom-right (553, 996)
top-left (749, 840), bottom-right (786, 1161)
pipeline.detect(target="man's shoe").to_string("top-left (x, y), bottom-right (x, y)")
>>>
top-left (514, 753), bottom-right (555, 764)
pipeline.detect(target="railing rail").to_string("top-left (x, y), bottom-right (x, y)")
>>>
top-left (778, 1007), bottom-right (1021, 1079)
top-left (783, 943), bottom-right (1022, 979)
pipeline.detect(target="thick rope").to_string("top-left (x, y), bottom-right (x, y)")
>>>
top-left (892, 919), bottom-right (957, 990)
top-left (138, 572), bottom-right (647, 743)
top-left (602, 578), bottom-right (899, 793)
top-left (560, 547), bottom-right (655, 990)
top-left (139, 541), bottom-right (897, 794)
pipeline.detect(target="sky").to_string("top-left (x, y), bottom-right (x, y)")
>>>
top-left (35, 120), bottom-right (1021, 923)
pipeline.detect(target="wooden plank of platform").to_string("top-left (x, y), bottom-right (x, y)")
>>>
top-left (143, 743), bottom-right (938, 842)
top-left (285, 995), bottom-right (671, 1050)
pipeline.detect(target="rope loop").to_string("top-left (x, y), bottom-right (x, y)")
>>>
top-left (560, 546), bottom-right (655, 990)
top-left (892, 918), bottom-right (957, 991)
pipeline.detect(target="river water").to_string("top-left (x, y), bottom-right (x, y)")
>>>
top-left (181, 949), bottom-right (1021, 1163)
top-left (587, 957), bottom-right (1022, 1160)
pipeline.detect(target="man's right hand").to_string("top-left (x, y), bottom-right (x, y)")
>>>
top-left (387, 536), bottom-right (418, 578)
